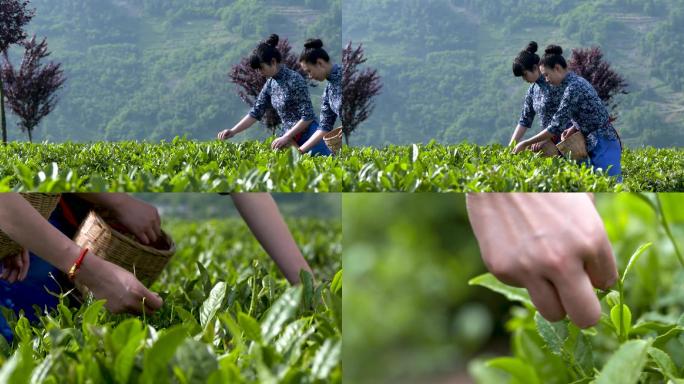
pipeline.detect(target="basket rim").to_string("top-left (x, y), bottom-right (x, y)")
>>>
top-left (324, 127), bottom-right (343, 140)
top-left (556, 131), bottom-right (585, 147)
top-left (78, 211), bottom-right (176, 257)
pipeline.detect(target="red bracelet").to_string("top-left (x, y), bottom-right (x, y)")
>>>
top-left (68, 247), bottom-right (89, 281)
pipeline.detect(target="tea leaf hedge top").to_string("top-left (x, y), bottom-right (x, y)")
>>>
top-left (518, 75), bottom-right (566, 133)
top-left (319, 64), bottom-right (342, 132)
top-left (545, 72), bottom-right (619, 152)
top-left (249, 66), bottom-right (317, 135)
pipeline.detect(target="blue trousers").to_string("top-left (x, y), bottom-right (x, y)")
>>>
top-left (587, 136), bottom-right (623, 183)
top-left (0, 204), bottom-right (75, 343)
top-left (296, 121), bottom-right (332, 156)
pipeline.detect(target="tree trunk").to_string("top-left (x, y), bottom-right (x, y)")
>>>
top-left (27, 126), bottom-right (32, 143)
top-left (0, 77), bottom-right (6, 144)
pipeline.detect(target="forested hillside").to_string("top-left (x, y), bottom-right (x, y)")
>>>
top-left (343, 0), bottom-right (684, 147)
top-left (4, 0), bottom-right (340, 142)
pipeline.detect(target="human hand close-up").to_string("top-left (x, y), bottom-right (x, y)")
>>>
top-left (75, 253), bottom-right (163, 315)
top-left (530, 141), bottom-right (546, 152)
top-left (217, 129), bottom-right (235, 140)
top-left (561, 126), bottom-right (579, 141)
top-left (0, 249), bottom-right (30, 284)
top-left (466, 193), bottom-right (618, 328)
top-left (271, 135), bottom-right (292, 150)
top-left (513, 141), bottom-right (529, 154)
top-left (110, 196), bottom-right (162, 245)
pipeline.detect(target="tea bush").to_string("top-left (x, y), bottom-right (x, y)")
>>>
top-left (0, 218), bottom-right (342, 383)
top-left (0, 139), bottom-right (681, 192)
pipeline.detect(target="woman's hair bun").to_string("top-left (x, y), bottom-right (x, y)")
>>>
top-left (526, 41), bottom-right (538, 54)
top-left (545, 44), bottom-right (563, 55)
top-left (265, 34), bottom-right (279, 47)
top-left (304, 38), bottom-right (324, 49)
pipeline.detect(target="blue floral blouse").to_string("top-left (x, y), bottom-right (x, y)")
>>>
top-left (319, 64), bottom-right (342, 132)
top-left (249, 66), bottom-right (317, 135)
top-left (545, 72), bottom-right (619, 152)
top-left (518, 75), bottom-right (566, 132)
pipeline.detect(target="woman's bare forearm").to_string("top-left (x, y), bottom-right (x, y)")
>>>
top-left (0, 194), bottom-right (79, 272)
top-left (231, 193), bottom-right (313, 284)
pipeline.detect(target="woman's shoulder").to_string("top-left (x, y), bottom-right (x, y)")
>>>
top-left (330, 64), bottom-right (342, 82)
top-left (262, 77), bottom-right (274, 90)
top-left (526, 82), bottom-right (540, 95)
top-left (283, 66), bottom-right (305, 80)
top-left (567, 72), bottom-right (592, 88)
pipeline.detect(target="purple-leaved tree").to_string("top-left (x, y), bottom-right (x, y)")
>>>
top-left (228, 37), bottom-right (314, 135)
top-left (0, 0), bottom-right (34, 143)
top-left (1, 36), bottom-right (66, 142)
top-left (342, 42), bottom-right (381, 144)
top-left (569, 47), bottom-right (628, 122)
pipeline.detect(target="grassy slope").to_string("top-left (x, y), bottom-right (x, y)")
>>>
top-left (342, 1), bottom-right (684, 148)
top-left (6, 0), bottom-right (335, 142)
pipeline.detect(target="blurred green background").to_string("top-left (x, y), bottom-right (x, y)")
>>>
top-left (134, 193), bottom-right (341, 220)
top-left (343, 193), bottom-right (684, 384)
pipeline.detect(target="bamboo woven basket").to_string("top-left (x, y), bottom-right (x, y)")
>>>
top-left (0, 193), bottom-right (60, 260)
top-left (73, 211), bottom-right (175, 286)
top-left (556, 131), bottom-right (589, 160)
top-left (539, 140), bottom-right (561, 157)
top-left (323, 126), bottom-right (343, 154)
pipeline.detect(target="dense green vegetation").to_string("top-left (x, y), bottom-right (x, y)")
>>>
top-left (0, 213), bottom-right (342, 383)
top-left (343, 193), bottom-right (684, 383)
top-left (3, 0), bottom-right (340, 142)
top-left (343, 0), bottom-right (684, 148)
top-left (1, 140), bottom-right (682, 192)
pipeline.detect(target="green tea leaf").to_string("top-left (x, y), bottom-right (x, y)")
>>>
top-left (564, 325), bottom-right (594, 375)
top-left (311, 339), bottom-right (341, 380)
top-left (610, 304), bottom-right (632, 337)
top-left (140, 326), bottom-right (188, 384)
top-left (468, 273), bottom-right (532, 307)
top-left (81, 300), bottom-right (106, 332)
top-left (605, 291), bottom-right (620, 307)
top-left (468, 359), bottom-right (509, 384)
top-left (29, 353), bottom-right (56, 384)
top-left (486, 357), bottom-right (540, 384)
top-left (622, 243), bottom-right (653, 284)
top-left (175, 307), bottom-right (202, 335)
top-left (200, 282), bottom-right (227, 329)
top-left (57, 304), bottom-right (73, 327)
top-left (107, 318), bottom-right (144, 358)
top-left (261, 286), bottom-right (302, 343)
top-left (0, 344), bottom-right (35, 384)
top-left (534, 313), bottom-right (568, 356)
top-left (330, 269), bottom-right (342, 295)
top-left (172, 338), bottom-right (219, 384)
top-left (653, 327), bottom-right (684, 349)
top-left (648, 347), bottom-right (679, 380)
top-left (115, 332), bottom-right (144, 384)
top-left (630, 321), bottom-right (674, 336)
top-left (596, 339), bottom-right (651, 384)
top-left (276, 319), bottom-right (314, 366)
top-left (301, 270), bottom-right (314, 309)
top-left (0, 334), bottom-right (11, 358)
top-left (512, 329), bottom-right (569, 383)
top-left (237, 312), bottom-right (262, 342)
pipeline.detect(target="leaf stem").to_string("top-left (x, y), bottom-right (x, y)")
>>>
top-left (656, 195), bottom-right (684, 267)
top-left (618, 278), bottom-right (626, 342)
